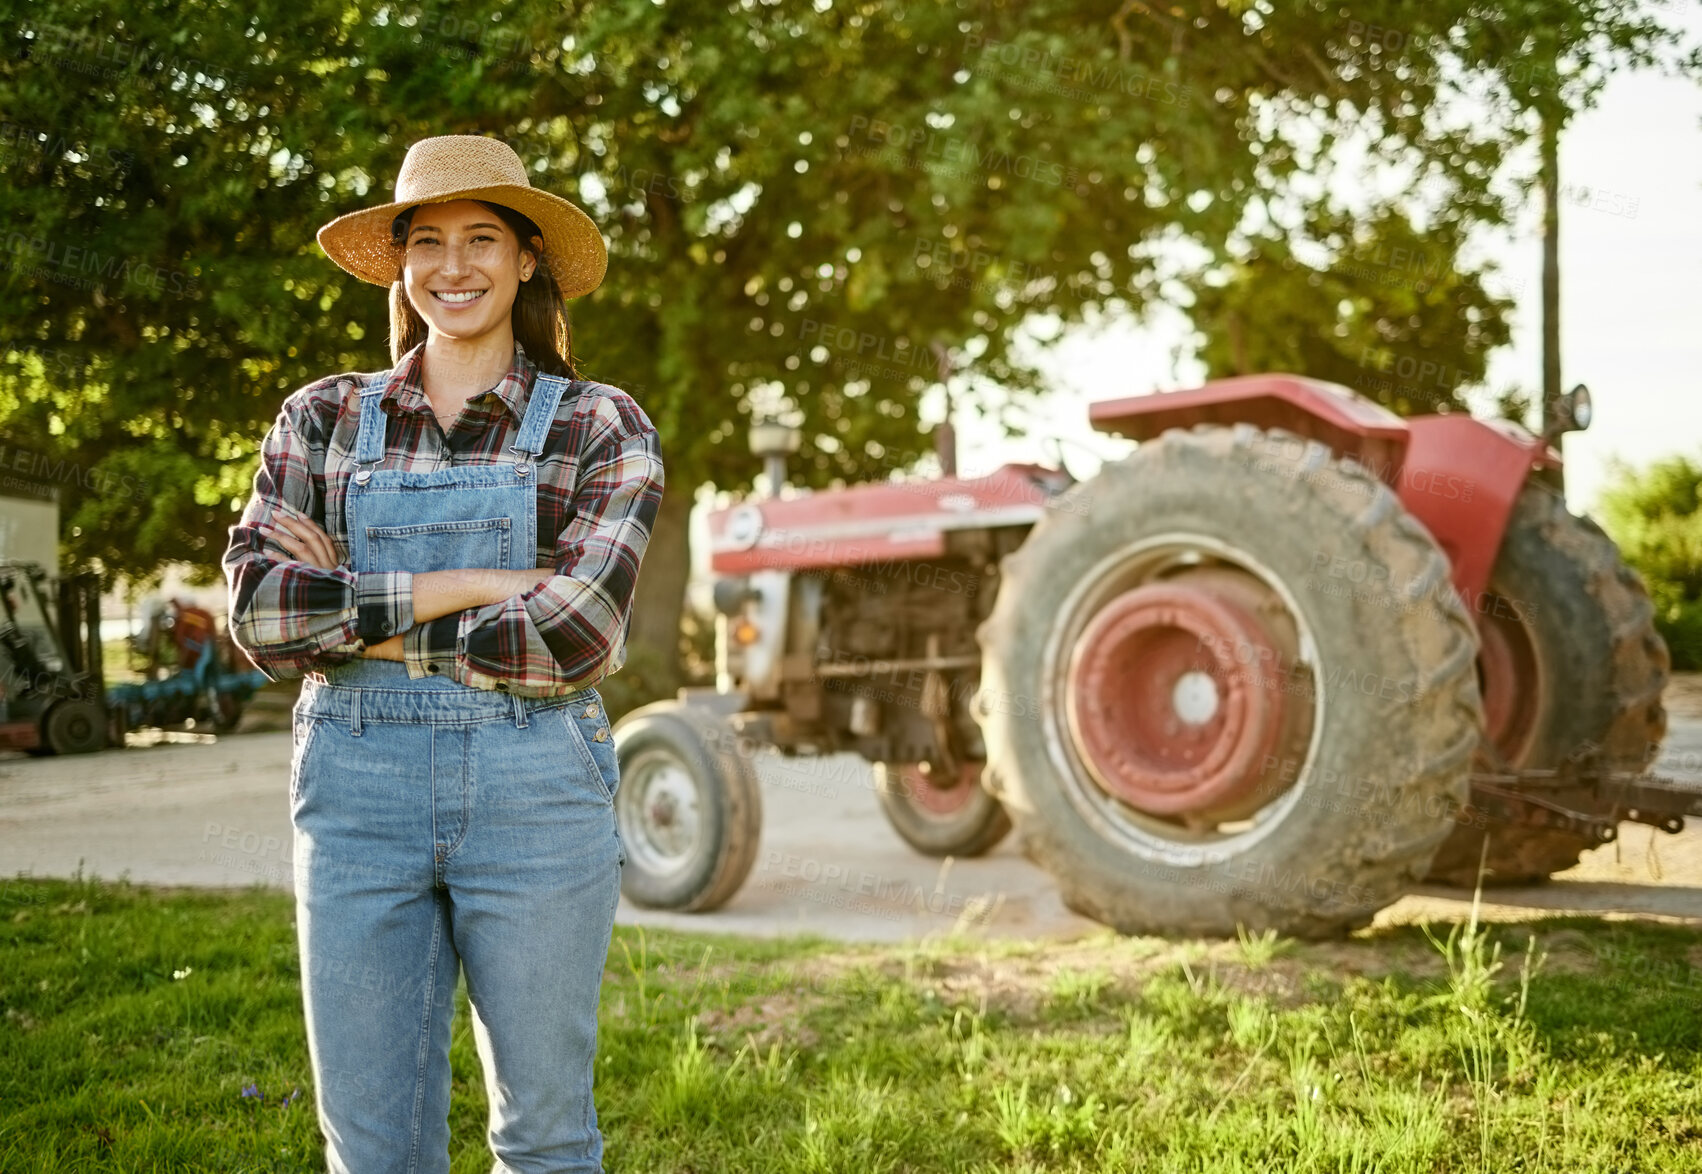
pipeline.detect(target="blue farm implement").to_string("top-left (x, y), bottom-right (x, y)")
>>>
top-left (105, 634), bottom-right (269, 738)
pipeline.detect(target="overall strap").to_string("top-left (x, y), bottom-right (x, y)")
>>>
top-left (351, 382), bottom-right (389, 484)
top-left (507, 373), bottom-right (572, 475)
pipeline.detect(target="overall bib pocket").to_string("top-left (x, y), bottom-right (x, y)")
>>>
top-left (365, 517), bottom-right (511, 572)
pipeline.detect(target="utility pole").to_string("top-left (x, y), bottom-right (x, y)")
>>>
top-left (1539, 109), bottom-right (1566, 493)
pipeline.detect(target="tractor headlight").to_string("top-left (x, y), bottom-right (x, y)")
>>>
top-left (1566, 383), bottom-right (1592, 432)
top-left (1540, 382), bottom-right (1593, 448)
top-left (713, 569), bottom-right (792, 697)
top-left (711, 576), bottom-right (760, 615)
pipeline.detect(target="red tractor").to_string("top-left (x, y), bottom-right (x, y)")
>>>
top-left (612, 376), bottom-right (1698, 937)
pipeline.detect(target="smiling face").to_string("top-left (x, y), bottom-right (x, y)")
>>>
top-left (400, 199), bottom-right (541, 342)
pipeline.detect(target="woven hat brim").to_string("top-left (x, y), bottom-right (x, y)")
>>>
top-left (315, 183), bottom-right (608, 299)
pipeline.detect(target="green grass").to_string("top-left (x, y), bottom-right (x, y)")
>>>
top-left (2, 871), bottom-right (1699, 1172)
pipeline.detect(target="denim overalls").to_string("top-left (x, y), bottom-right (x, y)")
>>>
top-left (290, 370), bottom-right (624, 1174)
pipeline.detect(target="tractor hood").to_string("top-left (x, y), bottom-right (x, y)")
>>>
top-left (708, 463), bottom-right (1067, 574)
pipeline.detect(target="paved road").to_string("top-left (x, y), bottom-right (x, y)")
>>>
top-left (3, 699), bottom-right (1698, 942)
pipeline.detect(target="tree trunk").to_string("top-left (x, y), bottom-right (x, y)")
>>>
top-left (611, 478), bottom-right (691, 718)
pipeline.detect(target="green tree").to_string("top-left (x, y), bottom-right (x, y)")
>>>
top-left (1192, 204), bottom-right (1515, 415)
top-left (1, 0), bottom-right (1693, 711)
top-left (1597, 454), bottom-right (1702, 670)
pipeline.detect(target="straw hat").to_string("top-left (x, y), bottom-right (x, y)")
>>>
top-left (315, 135), bottom-right (607, 298)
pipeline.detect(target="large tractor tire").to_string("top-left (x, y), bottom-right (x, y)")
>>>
top-left (612, 701), bottom-right (764, 912)
top-left (976, 425), bottom-right (1483, 939)
top-left (1423, 483), bottom-right (1670, 886)
top-left (874, 761), bottom-right (1012, 858)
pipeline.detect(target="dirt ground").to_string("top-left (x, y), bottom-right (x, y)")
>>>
top-left (2, 676), bottom-right (1698, 943)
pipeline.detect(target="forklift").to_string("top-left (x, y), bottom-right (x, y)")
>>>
top-left (0, 561), bottom-right (107, 754)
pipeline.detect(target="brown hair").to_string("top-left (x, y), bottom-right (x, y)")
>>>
top-left (386, 200), bottom-right (577, 378)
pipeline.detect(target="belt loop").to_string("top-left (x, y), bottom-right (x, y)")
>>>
top-left (512, 693), bottom-right (528, 729)
top-left (350, 688), bottom-right (364, 737)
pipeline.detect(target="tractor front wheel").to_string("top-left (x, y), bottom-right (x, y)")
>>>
top-left (874, 761), bottom-right (1012, 858)
top-left (612, 702), bottom-right (764, 912)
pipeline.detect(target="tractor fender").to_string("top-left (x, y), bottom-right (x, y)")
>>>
top-left (1088, 374), bottom-right (1411, 479)
top-left (1088, 374), bottom-right (1558, 599)
top-left (1396, 414), bottom-right (1559, 600)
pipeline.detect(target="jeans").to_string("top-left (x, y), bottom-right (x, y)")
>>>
top-left (290, 675), bottom-right (624, 1173)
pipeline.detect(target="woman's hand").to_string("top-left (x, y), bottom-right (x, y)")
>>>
top-left (262, 509), bottom-right (341, 571)
top-left (259, 510), bottom-right (404, 658)
top-left (361, 634), bottom-right (406, 660)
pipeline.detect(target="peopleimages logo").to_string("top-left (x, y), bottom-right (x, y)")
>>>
top-left (797, 318), bottom-right (938, 374)
top-left (1249, 432), bottom-right (1477, 505)
top-left (908, 237), bottom-right (1093, 296)
top-left (0, 442), bottom-right (147, 501)
top-left (843, 116), bottom-right (1071, 188)
top-left (0, 120), bottom-right (133, 177)
top-left (1357, 346), bottom-right (1475, 398)
top-left (25, 21), bottom-right (253, 88)
top-left (757, 849), bottom-right (998, 924)
top-left (0, 231), bottom-right (198, 296)
top-left (962, 34), bottom-right (1193, 106)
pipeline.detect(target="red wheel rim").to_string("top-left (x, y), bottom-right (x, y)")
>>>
top-left (1065, 577), bottom-right (1303, 822)
top-left (895, 762), bottom-right (982, 817)
top-left (1477, 596), bottom-right (1542, 764)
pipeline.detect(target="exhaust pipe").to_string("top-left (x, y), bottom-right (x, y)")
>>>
top-left (748, 417), bottom-right (801, 499)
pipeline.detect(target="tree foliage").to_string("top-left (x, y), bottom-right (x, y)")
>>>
top-left (1598, 453), bottom-right (1702, 670)
top-left (1, 0), bottom-right (1694, 695)
top-left (1192, 203), bottom-right (1515, 414)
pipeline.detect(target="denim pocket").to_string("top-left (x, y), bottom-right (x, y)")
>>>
top-left (290, 714), bottom-right (326, 805)
top-left (364, 516), bottom-right (511, 573)
top-left (558, 693), bottom-right (619, 804)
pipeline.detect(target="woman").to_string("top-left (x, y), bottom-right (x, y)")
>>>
top-left (222, 135), bottom-right (664, 1173)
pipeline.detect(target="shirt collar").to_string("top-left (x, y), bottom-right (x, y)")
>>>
top-left (379, 338), bottom-right (538, 424)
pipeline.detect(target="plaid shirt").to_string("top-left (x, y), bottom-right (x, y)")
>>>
top-left (222, 339), bottom-right (664, 697)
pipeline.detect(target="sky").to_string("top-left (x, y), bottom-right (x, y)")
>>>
top-left (1529, 58), bottom-right (1702, 509)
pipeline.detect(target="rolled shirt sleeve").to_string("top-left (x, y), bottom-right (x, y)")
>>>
top-left (402, 404), bottom-right (666, 695)
top-left (222, 391), bottom-right (416, 681)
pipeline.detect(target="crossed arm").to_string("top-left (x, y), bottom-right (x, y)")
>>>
top-left (256, 514), bottom-right (549, 661)
top-left (222, 388), bottom-right (665, 693)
